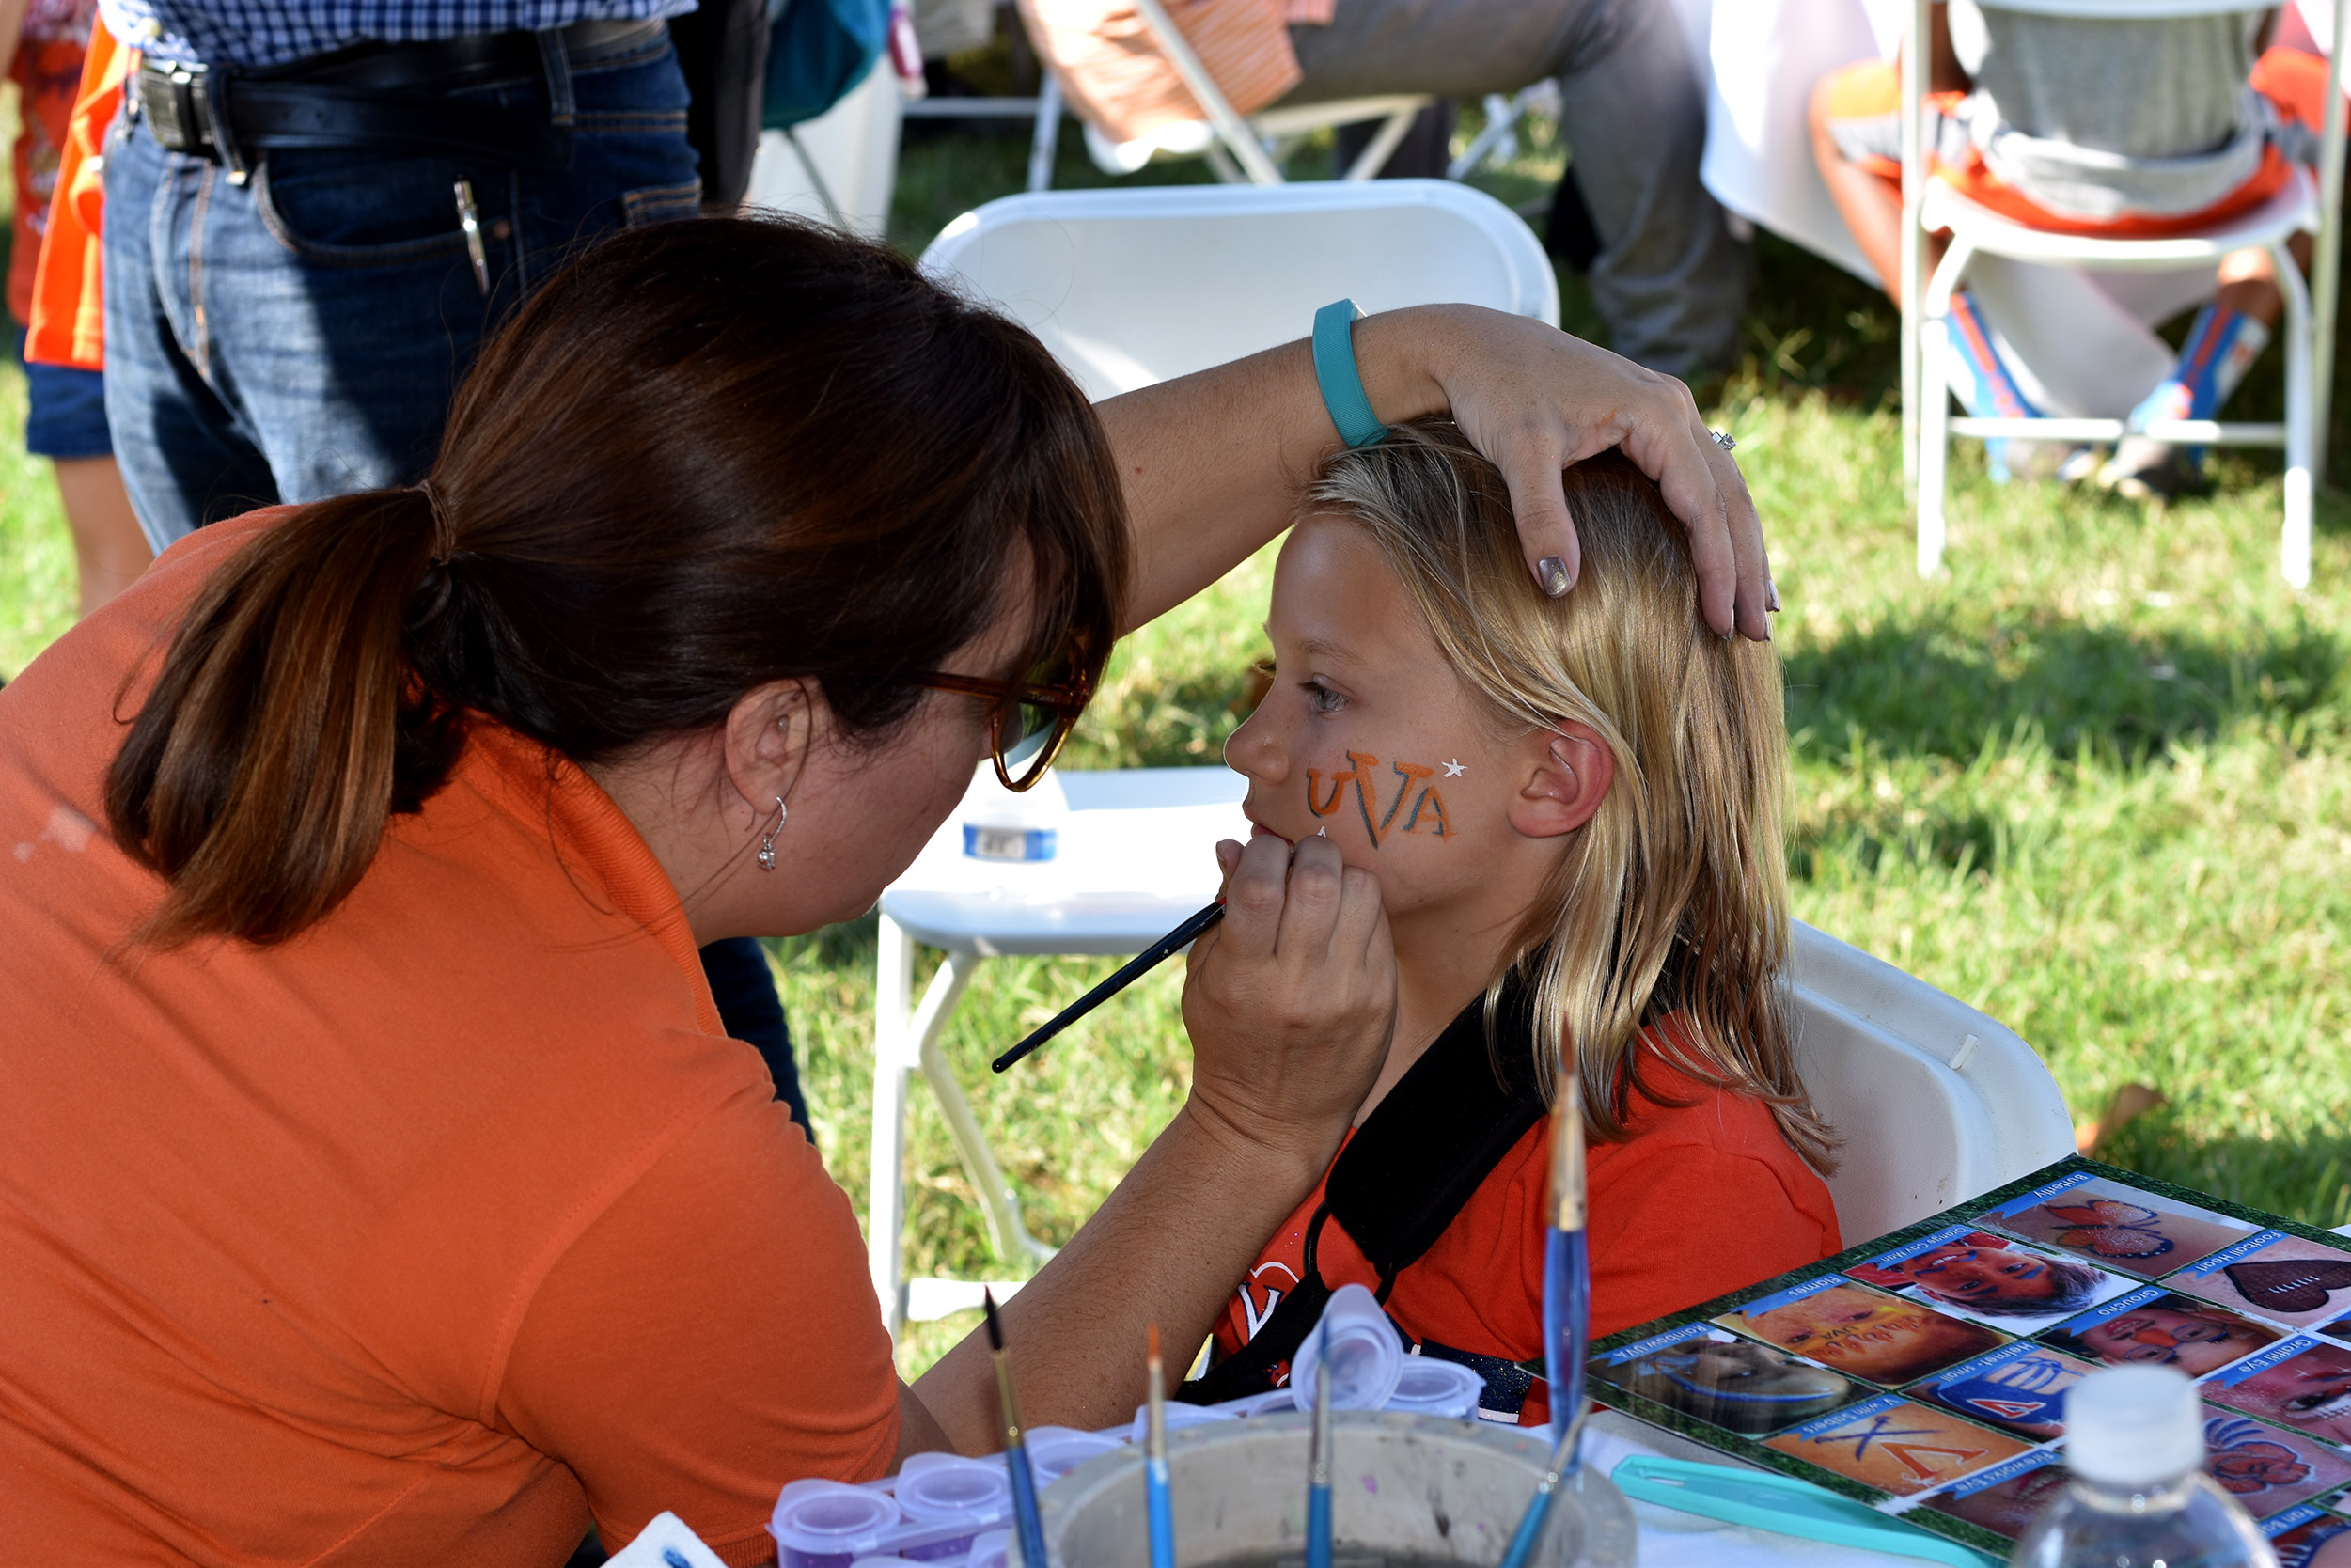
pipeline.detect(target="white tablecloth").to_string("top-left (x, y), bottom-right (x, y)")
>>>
top-left (1590, 1410), bottom-right (1974, 1567)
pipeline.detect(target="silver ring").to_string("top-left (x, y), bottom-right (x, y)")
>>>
top-left (1710, 429), bottom-right (1736, 452)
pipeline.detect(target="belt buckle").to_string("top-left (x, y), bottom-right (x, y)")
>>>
top-left (144, 62), bottom-right (210, 158)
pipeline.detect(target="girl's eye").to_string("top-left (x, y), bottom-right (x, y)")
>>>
top-left (1303, 680), bottom-right (1347, 714)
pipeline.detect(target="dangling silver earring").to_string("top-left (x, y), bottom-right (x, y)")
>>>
top-left (758, 795), bottom-right (787, 871)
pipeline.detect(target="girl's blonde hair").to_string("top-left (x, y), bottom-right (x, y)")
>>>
top-left (1308, 420), bottom-right (1836, 1173)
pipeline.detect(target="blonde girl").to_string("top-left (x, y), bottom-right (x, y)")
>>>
top-left (1196, 420), bottom-right (1838, 1424)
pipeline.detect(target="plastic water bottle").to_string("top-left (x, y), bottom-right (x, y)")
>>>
top-left (2009, 1364), bottom-right (2279, 1568)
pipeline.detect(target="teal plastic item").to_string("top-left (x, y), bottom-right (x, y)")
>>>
top-left (1609, 1455), bottom-right (1998, 1568)
top-left (1310, 300), bottom-right (1390, 450)
top-left (763, 0), bottom-right (889, 130)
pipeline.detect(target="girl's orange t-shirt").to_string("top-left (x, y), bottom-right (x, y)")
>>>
top-left (0, 512), bottom-right (900, 1565)
top-left (1211, 1046), bottom-right (1842, 1424)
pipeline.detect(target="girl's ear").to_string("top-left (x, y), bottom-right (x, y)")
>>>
top-left (1508, 725), bottom-right (1614, 839)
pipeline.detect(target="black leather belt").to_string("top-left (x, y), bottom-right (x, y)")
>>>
top-left (133, 17), bottom-right (666, 178)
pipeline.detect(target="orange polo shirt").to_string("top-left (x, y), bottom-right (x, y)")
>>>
top-left (1213, 1049), bottom-right (1842, 1423)
top-left (0, 510), bottom-right (900, 1565)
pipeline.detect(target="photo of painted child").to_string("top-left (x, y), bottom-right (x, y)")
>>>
top-left (1988, 1177), bottom-right (2259, 1277)
top-left (2165, 1233), bottom-right (2351, 1330)
top-left (1917, 1453), bottom-right (2075, 1540)
top-left (1604, 1329), bottom-right (1872, 1435)
top-left (1719, 1281), bottom-right (2012, 1387)
top-left (1909, 1342), bottom-right (2100, 1440)
top-left (1762, 1393), bottom-right (2034, 1496)
top-left (2272, 1511), bottom-right (2351, 1568)
top-left (2041, 1291), bottom-right (2283, 1376)
top-left (2203, 1412), bottom-right (2351, 1518)
top-left (2206, 1340), bottom-right (2351, 1449)
top-left (1849, 1228), bottom-right (2135, 1333)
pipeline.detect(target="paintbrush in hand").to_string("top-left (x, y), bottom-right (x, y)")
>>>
top-left (982, 1290), bottom-right (1051, 1568)
top-left (1145, 1324), bottom-right (1176, 1568)
top-left (991, 898), bottom-right (1225, 1073)
top-left (1306, 1333), bottom-right (1334, 1568)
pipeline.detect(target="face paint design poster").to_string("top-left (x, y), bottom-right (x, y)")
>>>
top-left (1585, 1156), bottom-right (2351, 1558)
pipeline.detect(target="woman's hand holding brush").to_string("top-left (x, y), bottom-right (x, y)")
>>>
top-left (1180, 831), bottom-right (1397, 1177)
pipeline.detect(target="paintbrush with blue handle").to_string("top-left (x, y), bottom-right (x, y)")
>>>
top-left (983, 1290), bottom-right (1052, 1568)
top-left (1497, 1064), bottom-right (1592, 1568)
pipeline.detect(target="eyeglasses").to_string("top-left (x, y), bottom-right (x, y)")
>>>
top-left (914, 656), bottom-right (1095, 792)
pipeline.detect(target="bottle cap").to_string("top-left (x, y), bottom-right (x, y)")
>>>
top-left (2064, 1365), bottom-right (2203, 1486)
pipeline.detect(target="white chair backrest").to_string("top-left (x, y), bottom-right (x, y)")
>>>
top-left (919, 181), bottom-right (1559, 400)
top-left (1790, 919), bottom-right (2075, 1247)
top-left (1966, 0), bottom-right (2276, 13)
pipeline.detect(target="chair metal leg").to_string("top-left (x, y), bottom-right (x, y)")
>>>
top-left (868, 916), bottom-right (918, 1336)
top-left (1919, 316), bottom-right (1950, 577)
top-left (2279, 238), bottom-right (2316, 589)
top-left (1202, 142), bottom-right (1247, 184)
top-left (1027, 74), bottom-right (1063, 194)
top-left (1131, 0), bottom-right (1283, 183)
top-left (1898, 0), bottom-right (1929, 492)
top-left (1342, 104), bottom-right (1420, 180)
top-left (917, 972), bottom-right (1056, 1269)
top-left (1916, 237), bottom-right (1972, 579)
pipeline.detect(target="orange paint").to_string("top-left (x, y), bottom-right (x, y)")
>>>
top-left (1302, 751), bottom-right (1454, 846)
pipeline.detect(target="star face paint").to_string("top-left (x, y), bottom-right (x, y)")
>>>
top-left (1303, 750), bottom-right (1453, 847)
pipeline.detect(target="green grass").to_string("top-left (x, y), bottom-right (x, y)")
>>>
top-left (6, 107), bottom-right (2346, 1383)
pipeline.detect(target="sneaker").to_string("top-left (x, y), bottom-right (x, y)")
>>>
top-left (2098, 438), bottom-right (2212, 502)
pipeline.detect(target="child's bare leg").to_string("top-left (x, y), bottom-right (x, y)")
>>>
top-left (2213, 241), bottom-right (2296, 329)
top-left (55, 456), bottom-right (151, 616)
top-left (1807, 76), bottom-right (1945, 306)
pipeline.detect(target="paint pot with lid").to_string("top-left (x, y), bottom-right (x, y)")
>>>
top-left (1027, 1426), bottom-right (1125, 1483)
top-left (1384, 1356), bottom-right (1485, 1420)
top-left (770, 1479), bottom-right (902, 1568)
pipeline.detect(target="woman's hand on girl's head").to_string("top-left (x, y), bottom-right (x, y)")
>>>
top-left (1355, 305), bottom-right (1774, 641)
top-left (1179, 832), bottom-right (1397, 1172)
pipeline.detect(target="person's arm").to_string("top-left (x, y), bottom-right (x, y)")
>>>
top-left (913, 831), bottom-right (1396, 1450)
top-left (1099, 304), bottom-right (1773, 640)
top-left (0, 0), bottom-right (34, 86)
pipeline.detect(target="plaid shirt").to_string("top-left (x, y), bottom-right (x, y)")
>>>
top-left (98, 0), bottom-right (695, 66)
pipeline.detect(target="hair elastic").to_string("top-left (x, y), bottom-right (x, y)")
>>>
top-left (1312, 300), bottom-right (1389, 450)
top-left (415, 479), bottom-right (458, 566)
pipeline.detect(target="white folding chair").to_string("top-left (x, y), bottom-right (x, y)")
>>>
top-left (1899, 0), bottom-right (2350, 588)
top-left (1789, 921), bottom-right (2075, 1246)
top-left (921, 180), bottom-right (1559, 399)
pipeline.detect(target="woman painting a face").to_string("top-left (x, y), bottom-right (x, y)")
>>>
top-left (0, 216), bottom-right (1774, 1563)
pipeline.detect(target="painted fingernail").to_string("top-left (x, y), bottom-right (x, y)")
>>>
top-left (1538, 557), bottom-right (1572, 597)
top-left (1766, 578), bottom-right (1781, 613)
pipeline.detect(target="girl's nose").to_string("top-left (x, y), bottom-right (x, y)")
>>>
top-left (1224, 704), bottom-right (1289, 784)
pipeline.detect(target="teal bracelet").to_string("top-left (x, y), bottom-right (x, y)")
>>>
top-left (1311, 299), bottom-right (1389, 449)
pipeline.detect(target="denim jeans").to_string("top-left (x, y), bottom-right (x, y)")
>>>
top-left (102, 24), bottom-right (703, 546)
top-left (1284, 0), bottom-right (1749, 379)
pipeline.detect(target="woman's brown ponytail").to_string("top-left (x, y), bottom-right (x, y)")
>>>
top-left (103, 215), bottom-right (1128, 947)
top-left (105, 490), bottom-right (464, 945)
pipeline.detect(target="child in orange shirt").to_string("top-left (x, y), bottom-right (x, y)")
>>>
top-left (1196, 422), bottom-right (1841, 1425)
